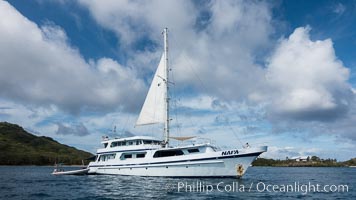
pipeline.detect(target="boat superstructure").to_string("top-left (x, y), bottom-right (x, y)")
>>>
top-left (88, 28), bottom-right (267, 177)
top-left (88, 136), bottom-right (266, 177)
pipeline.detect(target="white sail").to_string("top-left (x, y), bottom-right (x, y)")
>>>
top-left (136, 54), bottom-right (167, 126)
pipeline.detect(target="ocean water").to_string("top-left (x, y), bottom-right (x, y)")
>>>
top-left (0, 166), bottom-right (354, 200)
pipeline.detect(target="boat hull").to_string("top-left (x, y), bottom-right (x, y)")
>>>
top-left (88, 146), bottom-right (266, 178)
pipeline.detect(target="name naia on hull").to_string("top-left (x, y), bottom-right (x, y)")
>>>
top-left (87, 28), bottom-right (267, 178)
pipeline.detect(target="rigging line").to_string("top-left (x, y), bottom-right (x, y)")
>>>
top-left (183, 53), bottom-right (210, 95)
top-left (169, 67), bottom-right (179, 134)
top-left (171, 33), bottom-right (208, 97)
top-left (226, 120), bottom-right (244, 147)
top-left (169, 33), bottom-right (210, 133)
top-left (170, 33), bottom-right (247, 145)
top-left (169, 32), bottom-right (210, 97)
top-left (170, 32), bottom-right (248, 148)
top-left (170, 40), bottom-right (231, 140)
top-left (170, 33), bottom-right (203, 92)
top-left (169, 33), bottom-right (192, 109)
top-left (121, 111), bottom-right (132, 137)
top-left (108, 119), bottom-right (117, 137)
top-left (167, 33), bottom-right (181, 137)
top-left (166, 32), bottom-right (181, 137)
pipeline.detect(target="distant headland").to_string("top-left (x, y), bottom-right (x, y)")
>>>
top-left (0, 122), bottom-right (93, 165)
top-left (252, 156), bottom-right (356, 167)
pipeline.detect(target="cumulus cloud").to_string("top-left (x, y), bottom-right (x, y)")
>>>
top-left (78, 1), bottom-right (356, 141)
top-left (261, 26), bottom-right (356, 144)
top-left (79, 0), bottom-right (195, 47)
top-left (266, 27), bottom-right (353, 121)
top-left (56, 122), bottom-right (90, 136)
top-left (0, 1), bottom-right (145, 113)
top-left (79, 0), bottom-right (272, 102)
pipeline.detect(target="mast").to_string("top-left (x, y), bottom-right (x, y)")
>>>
top-left (163, 28), bottom-right (170, 147)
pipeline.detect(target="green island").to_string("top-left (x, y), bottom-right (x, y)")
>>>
top-left (252, 157), bottom-right (356, 167)
top-left (0, 122), bottom-right (93, 165)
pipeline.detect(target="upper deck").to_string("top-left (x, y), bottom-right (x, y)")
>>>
top-left (97, 136), bottom-right (162, 153)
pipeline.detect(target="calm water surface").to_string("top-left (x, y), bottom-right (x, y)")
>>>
top-left (0, 166), bottom-right (354, 199)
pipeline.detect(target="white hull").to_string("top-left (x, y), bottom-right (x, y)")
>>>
top-left (88, 146), bottom-right (266, 178)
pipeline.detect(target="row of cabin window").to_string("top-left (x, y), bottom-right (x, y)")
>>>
top-left (98, 154), bottom-right (116, 162)
top-left (98, 148), bottom-right (200, 161)
top-left (98, 153), bottom-right (146, 162)
top-left (122, 153), bottom-right (146, 159)
top-left (152, 148), bottom-right (200, 158)
top-left (110, 140), bottom-right (161, 147)
top-left (119, 150), bottom-right (182, 159)
top-left (122, 149), bottom-right (200, 159)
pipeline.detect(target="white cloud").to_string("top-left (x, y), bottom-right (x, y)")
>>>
top-left (77, 0), bottom-right (355, 123)
top-left (178, 95), bottom-right (228, 111)
top-left (79, 0), bottom-right (195, 47)
top-left (1, 0), bottom-right (356, 160)
top-left (0, 99), bottom-right (56, 129)
top-left (266, 27), bottom-right (353, 120)
top-left (79, 0), bottom-right (272, 102)
top-left (262, 146), bottom-right (322, 159)
top-left (0, 1), bottom-right (145, 113)
top-left (56, 122), bottom-right (90, 136)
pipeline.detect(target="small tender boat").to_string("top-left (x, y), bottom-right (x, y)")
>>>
top-left (52, 168), bottom-right (89, 175)
top-left (52, 163), bottom-right (89, 175)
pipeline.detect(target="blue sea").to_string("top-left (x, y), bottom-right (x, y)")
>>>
top-left (0, 166), bottom-right (354, 200)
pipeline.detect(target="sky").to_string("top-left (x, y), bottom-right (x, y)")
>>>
top-left (0, 0), bottom-right (355, 161)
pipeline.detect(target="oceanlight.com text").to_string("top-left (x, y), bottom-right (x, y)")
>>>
top-left (168, 181), bottom-right (349, 194)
